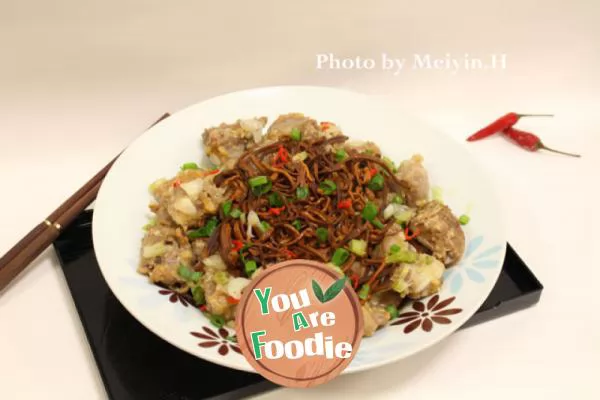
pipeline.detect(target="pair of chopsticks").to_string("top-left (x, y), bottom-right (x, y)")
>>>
top-left (0, 113), bottom-right (171, 293)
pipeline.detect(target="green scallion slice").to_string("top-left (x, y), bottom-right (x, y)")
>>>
top-left (268, 192), bottom-right (284, 207)
top-left (361, 202), bottom-right (378, 221)
top-left (244, 260), bottom-right (257, 277)
top-left (222, 201), bottom-right (233, 217)
top-left (319, 179), bottom-right (337, 195)
top-left (181, 162), bottom-right (199, 170)
top-left (296, 185), bottom-right (309, 200)
top-left (331, 248), bottom-right (350, 267)
top-left (358, 284), bottom-right (370, 300)
top-left (334, 149), bottom-right (347, 162)
top-left (316, 227), bottom-right (328, 243)
top-left (458, 214), bottom-right (470, 225)
top-left (290, 128), bottom-right (302, 141)
top-left (367, 173), bottom-right (384, 191)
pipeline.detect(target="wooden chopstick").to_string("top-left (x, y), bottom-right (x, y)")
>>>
top-left (0, 112), bottom-right (171, 293)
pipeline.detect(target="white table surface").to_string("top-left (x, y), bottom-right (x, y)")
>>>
top-left (1, 1), bottom-right (599, 399)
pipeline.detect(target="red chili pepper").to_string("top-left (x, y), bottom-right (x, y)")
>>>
top-left (320, 121), bottom-right (331, 130)
top-left (268, 206), bottom-right (285, 216)
top-left (199, 305), bottom-right (208, 312)
top-left (503, 127), bottom-right (580, 157)
top-left (273, 145), bottom-right (290, 167)
top-left (350, 274), bottom-right (359, 290)
top-left (337, 199), bottom-right (352, 209)
top-left (466, 112), bottom-right (553, 142)
top-left (281, 249), bottom-right (296, 259)
top-left (205, 169), bottom-right (220, 176)
top-left (231, 240), bottom-right (244, 252)
top-left (172, 179), bottom-right (181, 188)
top-left (369, 167), bottom-right (378, 176)
top-left (404, 227), bottom-right (420, 240)
top-left (226, 296), bottom-right (240, 305)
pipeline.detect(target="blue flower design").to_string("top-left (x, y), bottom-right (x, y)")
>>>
top-left (442, 236), bottom-right (503, 294)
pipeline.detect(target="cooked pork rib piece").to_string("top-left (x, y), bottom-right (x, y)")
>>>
top-left (202, 117), bottom-right (267, 169)
top-left (395, 154), bottom-right (430, 207)
top-left (409, 200), bottom-right (465, 266)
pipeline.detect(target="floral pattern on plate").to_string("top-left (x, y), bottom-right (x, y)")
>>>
top-left (443, 236), bottom-right (504, 294)
top-left (190, 327), bottom-right (242, 356)
top-left (391, 295), bottom-right (462, 334)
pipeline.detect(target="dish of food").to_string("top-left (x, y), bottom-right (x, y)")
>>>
top-left (93, 86), bottom-right (506, 373)
top-left (140, 112), bottom-right (467, 337)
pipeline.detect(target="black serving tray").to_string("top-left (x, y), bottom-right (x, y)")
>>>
top-left (53, 210), bottom-right (543, 400)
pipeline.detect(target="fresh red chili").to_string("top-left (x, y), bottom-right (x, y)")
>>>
top-left (172, 179), bottom-right (181, 188)
top-left (281, 248), bottom-right (296, 259)
top-left (199, 305), bottom-right (208, 312)
top-left (466, 112), bottom-right (553, 142)
top-left (337, 199), bottom-right (352, 209)
top-left (273, 145), bottom-right (290, 167)
top-left (268, 206), bottom-right (285, 216)
top-left (231, 240), bottom-right (244, 252)
top-left (404, 227), bottom-right (420, 240)
top-left (226, 296), bottom-right (240, 305)
top-left (205, 169), bottom-right (220, 176)
top-left (320, 121), bottom-right (331, 130)
top-left (350, 274), bottom-right (359, 290)
top-left (503, 127), bottom-right (580, 157)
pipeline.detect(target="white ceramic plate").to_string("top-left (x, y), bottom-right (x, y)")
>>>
top-left (93, 86), bottom-right (506, 373)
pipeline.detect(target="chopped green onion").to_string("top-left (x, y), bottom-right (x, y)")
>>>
top-left (290, 128), bottom-right (302, 141)
top-left (248, 176), bottom-right (268, 187)
top-left (349, 239), bottom-right (367, 256)
top-left (180, 162), bottom-right (199, 170)
top-left (190, 271), bottom-right (202, 283)
top-left (386, 249), bottom-right (417, 264)
top-left (394, 210), bottom-right (413, 224)
top-left (214, 271), bottom-right (229, 285)
top-left (316, 227), bottom-right (328, 243)
top-left (222, 201), bottom-right (233, 217)
top-left (319, 179), bottom-right (337, 195)
top-left (368, 173), bottom-right (385, 191)
top-left (334, 149), bottom-right (347, 162)
top-left (358, 284), bottom-right (370, 300)
top-left (432, 186), bottom-right (443, 202)
top-left (244, 260), bottom-right (257, 277)
top-left (389, 244), bottom-right (402, 254)
top-left (192, 286), bottom-right (205, 305)
top-left (391, 195), bottom-right (404, 204)
top-left (208, 314), bottom-right (226, 328)
top-left (187, 217), bottom-right (219, 238)
top-left (292, 220), bottom-right (303, 231)
top-left (372, 219), bottom-right (385, 229)
top-left (259, 221), bottom-right (271, 232)
top-left (383, 157), bottom-right (397, 173)
top-left (458, 214), bottom-right (470, 225)
top-left (296, 185), bottom-right (309, 200)
top-left (362, 202), bottom-right (378, 221)
top-left (292, 151), bottom-right (308, 162)
top-left (142, 219), bottom-right (156, 231)
top-left (251, 181), bottom-right (272, 196)
top-left (178, 265), bottom-right (193, 281)
top-left (331, 248), bottom-right (350, 267)
top-left (386, 304), bottom-right (399, 319)
top-left (268, 192), bottom-right (284, 207)
top-left (230, 208), bottom-right (242, 219)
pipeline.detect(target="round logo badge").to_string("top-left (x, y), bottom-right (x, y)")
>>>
top-left (235, 259), bottom-right (363, 388)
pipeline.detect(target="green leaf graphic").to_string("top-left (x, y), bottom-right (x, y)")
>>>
top-left (312, 279), bottom-right (325, 303)
top-left (323, 277), bottom-right (347, 303)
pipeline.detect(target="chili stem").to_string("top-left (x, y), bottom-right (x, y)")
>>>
top-left (539, 143), bottom-right (581, 158)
